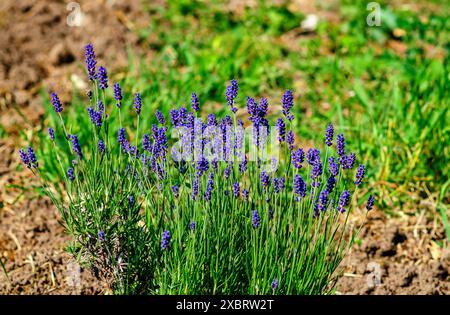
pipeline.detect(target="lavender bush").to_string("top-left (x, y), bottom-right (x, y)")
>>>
top-left (20, 44), bottom-right (374, 294)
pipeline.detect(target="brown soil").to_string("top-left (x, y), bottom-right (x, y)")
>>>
top-left (336, 209), bottom-right (449, 295)
top-left (0, 0), bottom-right (449, 295)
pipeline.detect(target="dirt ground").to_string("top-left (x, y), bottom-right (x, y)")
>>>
top-left (0, 0), bottom-right (448, 295)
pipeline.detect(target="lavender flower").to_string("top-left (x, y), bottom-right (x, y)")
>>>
top-left (310, 161), bottom-right (323, 183)
top-left (286, 130), bottom-right (294, 150)
top-left (343, 152), bottom-right (356, 169)
top-left (67, 167), bottom-right (75, 181)
top-left (225, 79), bottom-right (238, 113)
top-left (197, 156), bottom-right (209, 175)
top-left (317, 189), bottom-right (329, 212)
top-left (189, 222), bottom-right (196, 232)
top-left (337, 190), bottom-right (351, 213)
top-left (252, 210), bottom-right (261, 228)
top-left (71, 135), bottom-right (82, 160)
top-left (172, 185), bottom-right (179, 198)
top-left (232, 182), bottom-right (240, 198)
top-left (19, 149), bottom-right (30, 168)
top-left (328, 156), bottom-right (339, 176)
top-left (276, 118), bottom-right (286, 143)
top-left (242, 188), bottom-right (249, 201)
top-left (156, 110), bottom-right (165, 125)
top-left (326, 176), bottom-right (336, 193)
top-left (325, 123), bottom-right (334, 146)
top-left (128, 195), bottom-right (134, 208)
top-left (271, 279), bottom-right (279, 291)
top-left (192, 176), bottom-right (200, 200)
top-left (170, 109), bottom-right (180, 127)
top-left (336, 134), bottom-right (345, 157)
top-left (191, 92), bottom-right (200, 112)
top-left (98, 231), bottom-right (105, 241)
top-left (84, 43), bottom-right (96, 81)
top-left (97, 66), bottom-right (108, 90)
top-left (27, 147), bottom-right (37, 168)
top-left (260, 170), bottom-right (270, 189)
top-left (113, 83), bottom-right (122, 108)
top-left (291, 148), bottom-right (304, 169)
top-left (355, 164), bottom-right (365, 186)
top-left (87, 106), bottom-right (102, 127)
top-left (118, 128), bottom-right (127, 146)
top-left (134, 93), bottom-right (142, 115)
top-left (239, 157), bottom-right (248, 174)
top-left (274, 177), bottom-right (285, 193)
top-left (224, 166), bottom-right (231, 179)
top-left (207, 114), bottom-right (217, 127)
top-left (366, 195), bottom-right (375, 211)
top-left (161, 230), bottom-right (170, 250)
top-left (98, 140), bottom-right (105, 154)
top-left (293, 174), bottom-right (306, 200)
top-left (204, 173), bottom-right (214, 201)
top-left (51, 92), bottom-right (63, 113)
top-left (48, 128), bottom-right (55, 141)
top-left (307, 148), bottom-right (320, 165)
top-left (281, 89), bottom-right (294, 120)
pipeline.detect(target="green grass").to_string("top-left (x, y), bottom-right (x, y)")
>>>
top-left (29, 1), bottom-right (449, 228)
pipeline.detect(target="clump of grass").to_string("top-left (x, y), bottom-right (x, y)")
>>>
top-left (19, 44), bottom-right (374, 294)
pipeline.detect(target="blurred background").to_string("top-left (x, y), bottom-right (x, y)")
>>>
top-left (0, 0), bottom-right (448, 294)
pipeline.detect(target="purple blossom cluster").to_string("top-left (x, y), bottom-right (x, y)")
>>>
top-left (25, 44), bottom-right (375, 245)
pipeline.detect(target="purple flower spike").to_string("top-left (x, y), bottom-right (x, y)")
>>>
top-left (355, 164), bottom-right (365, 186)
top-left (325, 123), bottom-right (334, 146)
top-left (271, 279), bottom-right (279, 291)
top-left (225, 79), bottom-right (238, 113)
top-left (328, 156), bottom-right (339, 176)
top-left (114, 83), bottom-right (122, 108)
top-left (337, 190), bottom-right (351, 213)
top-left (98, 140), bottom-right (105, 154)
top-left (71, 135), bottom-right (82, 160)
top-left (48, 128), bottom-right (55, 141)
top-left (233, 182), bottom-right (240, 198)
top-left (156, 110), bottom-right (165, 125)
top-left (281, 89), bottom-right (294, 119)
top-left (172, 185), bottom-right (179, 198)
top-left (19, 148), bottom-right (30, 168)
top-left (204, 173), bottom-right (214, 201)
top-left (97, 66), bottom-right (108, 90)
top-left (326, 176), bottom-right (336, 193)
top-left (160, 230), bottom-right (170, 250)
top-left (67, 167), bottom-right (75, 181)
top-left (207, 114), bottom-right (218, 126)
top-left (189, 222), bottom-right (196, 232)
top-left (242, 188), bottom-right (249, 201)
top-left (336, 134), bottom-right (345, 157)
top-left (307, 148), bottom-right (320, 165)
top-left (98, 231), bottom-right (105, 242)
top-left (291, 148), bottom-right (304, 169)
top-left (252, 210), bottom-right (261, 228)
top-left (84, 43), bottom-right (97, 81)
top-left (192, 176), bottom-right (200, 200)
top-left (134, 93), bottom-right (142, 115)
top-left (276, 118), bottom-right (286, 143)
top-left (51, 92), bottom-right (63, 113)
top-left (293, 174), bottom-right (306, 200)
top-left (27, 147), bottom-right (38, 168)
top-left (286, 130), bottom-right (294, 150)
top-left (317, 189), bottom-right (329, 212)
top-left (191, 92), bottom-right (200, 112)
top-left (366, 195), bottom-right (375, 211)
top-left (260, 170), bottom-right (270, 189)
